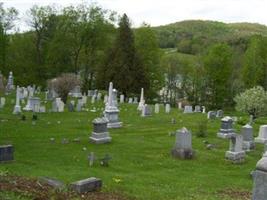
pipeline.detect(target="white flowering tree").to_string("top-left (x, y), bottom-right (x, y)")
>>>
top-left (234, 86), bottom-right (267, 119)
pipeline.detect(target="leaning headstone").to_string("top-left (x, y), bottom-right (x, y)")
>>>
top-left (141, 104), bottom-right (152, 117)
top-left (217, 116), bottom-right (235, 139)
top-left (165, 104), bottom-right (171, 114)
top-left (154, 103), bottom-right (160, 114)
top-left (89, 117), bottom-right (111, 144)
top-left (252, 152), bottom-right (267, 200)
top-left (207, 111), bottom-right (216, 119)
top-left (242, 124), bottom-right (255, 151)
top-left (0, 145), bottom-right (14, 162)
top-left (171, 127), bottom-right (194, 159)
top-left (194, 105), bottom-right (201, 113)
top-left (183, 106), bottom-right (193, 113)
top-left (70, 177), bottom-right (102, 194)
top-left (225, 134), bottom-right (245, 163)
top-left (216, 110), bottom-right (224, 118)
top-left (255, 125), bottom-right (267, 144)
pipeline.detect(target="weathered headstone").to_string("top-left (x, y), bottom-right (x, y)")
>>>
top-left (154, 103), bottom-right (160, 114)
top-left (97, 92), bottom-right (102, 101)
top-left (137, 88), bottom-right (145, 111)
top-left (207, 111), bottom-right (216, 119)
top-left (128, 97), bottom-right (133, 104)
top-left (178, 102), bottom-right (182, 110)
top-left (141, 104), bottom-right (152, 117)
top-left (133, 97), bottom-right (138, 104)
top-left (217, 116), bottom-right (235, 139)
top-left (252, 152), bottom-right (267, 200)
top-left (255, 125), bottom-right (267, 144)
top-left (194, 105), bottom-right (201, 113)
top-left (171, 127), bottom-right (194, 159)
top-left (70, 177), bottom-right (102, 194)
top-left (90, 117), bottom-right (111, 144)
top-left (225, 134), bottom-right (245, 163)
top-left (13, 86), bottom-right (21, 114)
top-left (216, 110), bottom-right (224, 118)
top-left (0, 97), bottom-right (6, 108)
top-left (165, 103), bottom-right (171, 114)
top-left (119, 94), bottom-right (124, 103)
top-left (183, 106), bottom-right (193, 114)
top-left (82, 95), bottom-right (87, 105)
top-left (0, 145), bottom-right (14, 162)
top-left (39, 106), bottom-right (46, 113)
top-left (68, 103), bottom-right (74, 112)
top-left (202, 106), bottom-right (206, 113)
top-left (242, 124), bottom-right (255, 151)
top-left (5, 71), bottom-right (14, 94)
top-left (91, 95), bottom-right (96, 104)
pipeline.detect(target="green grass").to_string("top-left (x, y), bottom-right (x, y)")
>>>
top-left (0, 93), bottom-right (264, 200)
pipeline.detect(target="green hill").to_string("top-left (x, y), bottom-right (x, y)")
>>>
top-left (152, 20), bottom-right (267, 54)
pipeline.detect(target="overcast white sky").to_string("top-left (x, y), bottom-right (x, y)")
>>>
top-left (2, 0), bottom-right (267, 31)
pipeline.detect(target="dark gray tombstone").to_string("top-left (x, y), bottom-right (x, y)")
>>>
top-left (69, 177), bottom-right (102, 194)
top-left (0, 145), bottom-right (14, 162)
top-left (68, 103), bottom-right (74, 112)
top-left (171, 127), bottom-right (194, 159)
top-left (225, 134), bottom-right (245, 163)
top-left (241, 124), bottom-right (255, 151)
top-left (252, 152), bottom-right (267, 200)
top-left (90, 117), bottom-right (111, 144)
top-left (217, 116), bottom-right (235, 139)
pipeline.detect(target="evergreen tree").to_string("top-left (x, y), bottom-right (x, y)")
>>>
top-left (97, 14), bottom-right (148, 95)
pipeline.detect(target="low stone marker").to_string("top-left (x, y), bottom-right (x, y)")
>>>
top-left (90, 117), bottom-right (111, 144)
top-left (255, 125), bottom-right (267, 144)
top-left (183, 106), bottom-right (193, 114)
top-left (171, 127), bottom-right (194, 159)
top-left (194, 105), bottom-right (201, 113)
top-left (0, 145), bottom-right (14, 162)
top-left (225, 134), bottom-right (245, 163)
top-left (241, 124), bottom-right (255, 151)
top-left (217, 116), bottom-right (235, 139)
top-left (70, 177), bottom-right (102, 194)
top-left (39, 177), bottom-right (64, 190)
top-left (141, 104), bottom-right (152, 117)
top-left (252, 152), bottom-right (267, 200)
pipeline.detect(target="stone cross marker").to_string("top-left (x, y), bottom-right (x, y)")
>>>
top-left (171, 127), bottom-right (194, 159)
top-left (255, 125), bottom-right (267, 144)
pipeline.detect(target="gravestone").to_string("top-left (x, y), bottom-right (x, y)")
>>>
top-left (128, 98), bottom-right (133, 104)
top-left (39, 177), bottom-right (64, 190)
top-left (252, 152), bottom-right (267, 200)
top-left (91, 95), bottom-right (96, 104)
top-left (183, 106), bottom-right (193, 113)
top-left (88, 152), bottom-right (96, 167)
top-left (5, 71), bottom-right (14, 94)
top-left (0, 145), bottom-right (14, 162)
top-left (57, 100), bottom-right (64, 112)
top-left (241, 124), bottom-right (255, 151)
top-left (97, 92), bottom-right (102, 101)
top-left (154, 103), bottom-right (160, 114)
top-left (82, 95), bottom-right (87, 105)
top-left (76, 102), bottom-right (82, 112)
top-left (13, 86), bottom-right (21, 114)
top-left (171, 127), bottom-right (194, 159)
top-left (52, 100), bottom-right (58, 112)
top-left (217, 116), bottom-right (235, 139)
top-left (165, 104), bottom-right (171, 114)
top-left (255, 125), bottom-right (267, 144)
top-left (71, 85), bottom-right (82, 98)
top-left (194, 105), bottom-right (201, 113)
top-left (104, 82), bottom-right (122, 128)
top-left (112, 89), bottom-right (118, 107)
top-left (178, 102), bottom-right (182, 110)
top-left (216, 110), bottom-right (224, 118)
top-left (141, 104), bottom-right (152, 117)
top-left (207, 111), bottom-right (216, 119)
top-left (104, 95), bottom-right (108, 104)
top-left (137, 88), bottom-right (145, 111)
top-left (90, 117), bottom-right (111, 144)
top-left (202, 106), bottom-right (206, 113)
top-left (120, 94), bottom-right (124, 103)
top-left (68, 103), bottom-right (74, 112)
top-left (39, 106), bottom-right (46, 113)
top-left (225, 134), bottom-right (245, 163)
top-left (0, 97), bottom-right (6, 108)
top-left (70, 177), bottom-right (102, 194)
top-left (133, 97), bottom-right (138, 104)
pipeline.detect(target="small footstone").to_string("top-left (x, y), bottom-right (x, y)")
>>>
top-left (69, 177), bottom-right (102, 194)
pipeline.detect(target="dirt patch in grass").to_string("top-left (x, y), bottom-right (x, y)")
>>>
top-left (217, 188), bottom-right (251, 200)
top-left (0, 175), bottom-right (130, 200)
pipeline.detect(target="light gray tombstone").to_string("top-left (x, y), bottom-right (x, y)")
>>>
top-left (30, 97), bottom-right (40, 112)
top-left (154, 103), bottom-right (160, 114)
top-left (112, 89), bottom-right (118, 107)
top-left (178, 102), bottom-right (182, 110)
top-left (242, 124), bottom-right (255, 151)
top-left (255, 125), bottom-right (267, 144)
top-left (133, 97), bottom-right (138, 104)
top-left (104, 95), bottom-right (108, 104)
top-left (57, 101), bottom-right (64, 112)
top-left (13, 86), bottom-right (21, 114)
top-left (90, 117), bottom-right (111, 144)
top-left (76, 102), bottom-right (83, 112)
top-left (252, 152), bottom-right (267, 200)
top-left (225, 134), bottom-right (245, 163)
top-left (104, 82), bottom-right (122, 128)
top-left (97, 92), bottom-right (102, 101)
top-left (137, 88), bottom-right (145, 111)
top-left (5, 71), bottom-right (14, 94)
top-left (216, 110), bottom-right (224, 118)
top-left (39, 106), bottom-right (46, 113)
top-left (141, 104), bottom-right (152, 117)
top-left (70, 177), bottom-right (102, 194)
top-left (165, 104), bottom-right (171, 114)
top-left (194, 105), bottom-right (201, 113)
top-left (82, 95), bottom-right (87, 105)
top-left (202, 106), bottom-right (206, 113)
top-left (0, 97), bottom-right (6, 108)
top-left (183, 106), bottom-right (193, 114)
top-left (120, 94), bottom-right (124, 103)
top-left (91, 95), bottom-right (96, 104)
top-left (71, 85), bottom-right (82, 98)
top-left (128, 98), bottom-right (133, 104)
top-left (207, 111), bottom-right (216, 119)
top-left (52, 100), bottom-right (58, 112)
top-left (217, 116), bottom-right (235, 139)
top-left (171, 127), bottom-right (194, 159)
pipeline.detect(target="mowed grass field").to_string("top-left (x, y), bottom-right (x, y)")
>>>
top-left (0, 93), bottom-right (265, 200)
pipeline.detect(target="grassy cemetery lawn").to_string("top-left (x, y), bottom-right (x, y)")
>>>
top-left (0, 95), bottom-right (265, 200)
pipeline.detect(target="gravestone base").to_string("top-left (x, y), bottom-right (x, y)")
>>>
top-left (171, 148), bottom-right (194, 159)
top-left (0, 145), bottom-right (14, 162)
top-left (217, 131), bottom-right (235, 139)
top-left (243, 141), bottom-right (255, 151)
top-left (13, 105), bottom-right (21, 114)
top-left (255, 137), bottom-right (267, 144)
top-left (104, 110), bottom-right (122, 128)
top-left (107, 122), bottom-right (123, 128)
top-left (90, 132), bottom-right (111, 144)
top-left (225, 151), bottom-right (245, 163)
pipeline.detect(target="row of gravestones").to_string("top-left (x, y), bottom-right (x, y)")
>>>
top-left (183, 105), bottom-right (206, 113)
